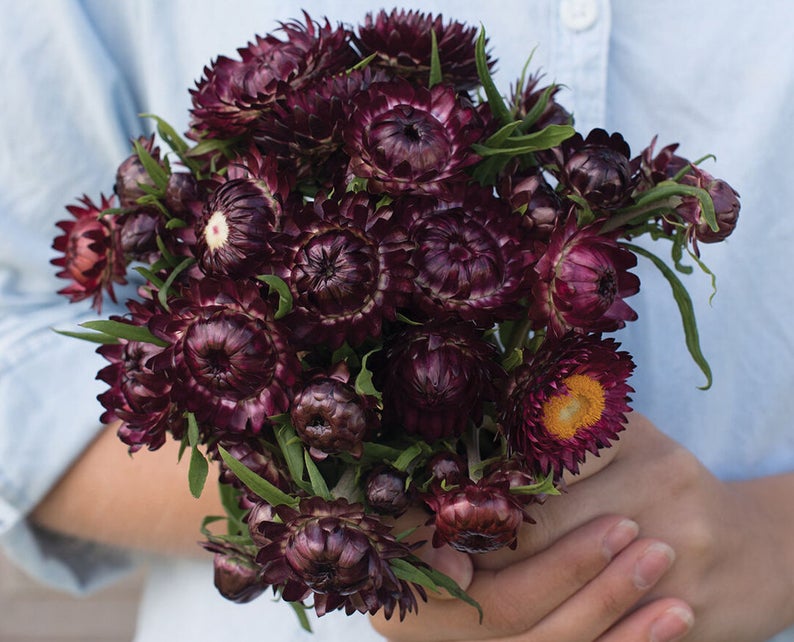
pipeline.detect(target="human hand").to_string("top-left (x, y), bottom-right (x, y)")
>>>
top-left (371, 511), bottom-right (692, 641)
top-left (471, 413), bottom-right (794, 641)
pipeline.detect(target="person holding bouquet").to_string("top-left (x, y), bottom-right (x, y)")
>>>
top-left (1, 1), bottom-right (792, 641)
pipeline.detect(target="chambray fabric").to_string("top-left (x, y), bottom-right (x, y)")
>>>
top-left (0, 0), bottom-right (792, 640)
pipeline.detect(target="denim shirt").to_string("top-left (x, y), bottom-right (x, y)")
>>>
top-left (1, 0), bottom-right (793, 640)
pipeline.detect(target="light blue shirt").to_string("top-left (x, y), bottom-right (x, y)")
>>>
top-left (1, 0), bottom-right (793, 640)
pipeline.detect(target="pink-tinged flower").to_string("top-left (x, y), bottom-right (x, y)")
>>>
top-left (52, 194), bottom-right (127, 312)
top-left (354, 9), bottom-right (489, 91)
top-left (290, 372), bottom-right (379, 460)
top-left (381, 322), bottom-right (504, 441)
top-left (194, 176), bottom-right (282, 279)
top-left (255, 497), bottom-right (425, 620)
top-left (344, 79), bottom-right (482, 197)
top-left (424, 477), bottom-right (528, 553)
top-left (96, 301), bottom-right (178, 453)
top-left (631, 136), bottom-right (685, 192)
top-left (148, 277), bottom-right (299, 435)
top-left (190, 14), bottom-right (356, 140)
top-left (559, 129), bottom-right (633, 211)
top-left (501, 333), bottom-right (635, 477)
top-left (532, 218), bottom-right (640, 336)
top-left (401, 187), bottom-right (537, 325)
top-left (275, 192), bottom-right (415, 348)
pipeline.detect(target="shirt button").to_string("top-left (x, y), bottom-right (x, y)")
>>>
top-left (560, 0), bottom-right (599, 32)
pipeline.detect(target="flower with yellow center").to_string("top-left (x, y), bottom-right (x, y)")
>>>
top-left (501, 333), bottom-right (635, 478)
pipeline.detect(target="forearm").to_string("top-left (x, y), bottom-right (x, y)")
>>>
top-left (30, 422), bottom-right (223, 557)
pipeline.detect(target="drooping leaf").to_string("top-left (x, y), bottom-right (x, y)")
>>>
top-left (624, 243), bottom-right (712, 389)
top-left (355, 347), bottom-right (383, 401)
top-left (188, 445), bottom-right (209, 498)
top-left (256, 274), bottom-right (294, 320)
top-left (218, 446), bottom-right (298, 507)
top-left (52, 328), bottom-right (120, 344)
top-left (79, 320), bottom-right (169, 347)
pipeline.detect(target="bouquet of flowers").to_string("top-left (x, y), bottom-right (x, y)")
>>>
top-left (51, 8), bottom-right (739, 626)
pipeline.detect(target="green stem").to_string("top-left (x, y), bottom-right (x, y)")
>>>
top-left (505, 317), bottom-right (533, 356)
top-left (600, 199), bottom-right (677, 234)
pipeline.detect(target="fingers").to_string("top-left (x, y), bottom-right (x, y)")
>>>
top-left (370, 515), bottom-right (643, 642)
top-left (597, 599), bottom-right (694, 642)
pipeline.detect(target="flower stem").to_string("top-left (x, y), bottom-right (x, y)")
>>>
top-left (504, 317), bottom-right (533, 356)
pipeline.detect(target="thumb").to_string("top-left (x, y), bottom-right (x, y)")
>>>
top-left (414, 542), bottom-right (474, 598)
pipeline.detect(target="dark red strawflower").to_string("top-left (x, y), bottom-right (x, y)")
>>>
top-left (365, 466), bottom-right (411, 517)
top-left (382, 322), bottom-right (504, 441)
top-left (401, 187), bottom-right (537, 325)
top-left (511, 71), bottom-right (572, 131)
top-left (52, 194), bottom-right (127, 312)
top-left (532, 218), bottom-right (640, 336)
top-left (345, 79), bottom-right (482, 197)
top-left (194, 177), bottom-right (282, 279)
top-left (290, 373), bottom-right (378, 460)
top-left (676, 166), bottom-right (740, 248)
top-left (114, 135), bottom-right (161, 208)
top-left (501, 333), bottom-right (634, 477)
top-left (561, 128), bottom-right (633, 211)
top-left (425, 451), bottom-right (468, 487)
top-left (425, 478), bottom-right (527, 553)
top-left (275, 192), bottom-right (415, 348)
top-left (255, 497), bottom-right (424, 620)
top-left (354, 9), bottom-right (488, 91)
top-left (499, 170), bottom-right (565, 241)
top-left (147, 277), bottom-right (300, 435)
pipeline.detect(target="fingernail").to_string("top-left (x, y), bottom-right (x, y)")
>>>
top-left (633, 542), bottom-right (675, 589)
top-left (602, 518), bottom-right (639, 560)
top-left (649, 605), bottom-right (694, 642)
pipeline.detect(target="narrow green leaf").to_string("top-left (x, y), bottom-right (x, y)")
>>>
top-left (141, 113), bottom-right (190, 154)
top-left (80, 320), bottom-right (169, 347)
top-left (188, 446), bottom-right (209, 498)
top-left (133, 138), bottom-right (169, 191)
top-left (218, 446), bottom-right (298, 507)
top-left (52, 328), bottom-right (120, 344)
top-left (256, 274), bottom-right (293, 320)
top-left (482, 120), bottom-right (523, 148)
top-left (355, 348), bottom-right (383, 401)
top-left (392, 443), bottom-right (424, 472)
top-left (510, 469), bottom-right (560, 496)
top-left (186, 412), bottom-right (200, 448)
top-left (625, 243), bottom-right (713, 389)
top-left (502, 347), bottom-right (523, 372)
top-left (274, 422), bottom-right (312, 494)
top-left (361, 442), bottom-right (408, 461)
top-left (347, 52), bottom-right (377, 73)
top-left (519, 84), bottom-right (556, 130)
top-left (218, 482), bottom-right (248, 534)
top-left (157, 256), bottom-right (195, 310)
top-left (303, 451), bottom-right (331, 499)
top-left (390, 558), bottom-right (483, 621)
top-left (133, 266), bottom-right (167, 290)
top-left (287, 600), bottom-right (313, 633)
top-left (164, 218), bottom-right (187, 230)
top-left (428, 29), bottom-right (443, 88)
top-left (475, 29), bottom-right (511, 126)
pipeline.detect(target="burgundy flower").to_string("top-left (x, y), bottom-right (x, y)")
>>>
top-left (501, 333), bottom-right (635, 477)
top-left (511, 71), bottom-right (572, 131)
top-left (344, 79), bottom-right (482, 197)
top-left (194, 176), bottom-right (282, 279)
top-left (424, 478), bottom-right (527, 553)
top-left (401, 187), bottom-right (537, 325)
top-left (381, 322), bottom-right (504, 441)
top-left (354, 9), bottom-right (489, 91)
top-left (216, 438), bottom-right (291, 510)
top-left (498, 170), bottom-right (565, 241)
top-left (532, 218), bottom-right (640, 336)
top-left (255, 497), bottom-right (424, 620)
top-left (676, 166), bottom-right (740, 247)
top-left (52, 194), bottom-right (127, 312)
top-left (211, 550), bottom-right (267, 604)
top-left (275, 192), bottom-right (415, 348)
top-left (164, 172), bottom-right (201, 216)
top-left (425, 451), bottom-right (468, 488)
top-left (365, 466), bottom-right (411, 517)
top-left (290, 371), bottom-right (379, 460)
top-left (190, 14), bottom-right (356, 140)
top-left (148, 277), bottom-right (300, 435)
top-left (560, 129), bottom-right (633, 211)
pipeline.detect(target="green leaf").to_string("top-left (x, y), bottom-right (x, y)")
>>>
top-left (355, 347), bottom-right (383, 401)
top-left (428, 29), bottom-right (443, 88)
top-left (52, 327), bottom-right (120, 344)
top-left (164, 218), bottom-right (187, 230)
top-left (133, 138), bottom-right (169, 191)
top-left (482, 120), bottom-right (523, 148)
top-left (141, 113), bottom-right (190, 154)
top-left (502, 347), bottom-right (524, 372)
top-left (287, 600), bottom-right (313, 633)
top-left (303, 450), bottom-right (331, 499)
top-left (624, 243), bottom-right (713, 389)
top-left (347, 52), bottom-right (377, 73)
top-left (274, 422), bottom-right (312, 494)
top-left (510, 469), bottom-right (560, 496)
top-left (475, 29), bottom-right (511, 127)
top-left (390, 558), bottom-right (483, 621)
top-left (158, 257), bottom-right (196, 311)
top-left (471, 124), bottom-right (575, 157)
top-left (186, 412), bottom-right (200, 448)
top-left (392, 443), bottom-right (424, 472)
top-left (79, 320), bottom-right (169, 347)
top-left (218, 446), bottom-right (298, 507)
top-left (188, 446), bottom-right (209, 498)
top-left (218, 482), bottom-right (248, 534)
top-left (256, 274), bottom-right (293, 320)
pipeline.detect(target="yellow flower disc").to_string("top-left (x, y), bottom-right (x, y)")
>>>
top-left (541, 374), bottom-right (606, 440)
